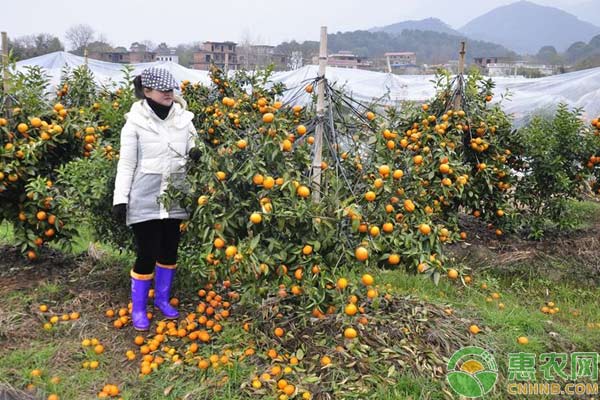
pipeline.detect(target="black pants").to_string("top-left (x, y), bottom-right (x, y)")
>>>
top-left (131, 219), bottom-right (182, 275)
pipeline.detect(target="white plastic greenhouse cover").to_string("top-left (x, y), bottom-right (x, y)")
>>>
top-left (15, 51), bottom-right (212, 87)
top-left (15, 51), bottom-right (600, 122)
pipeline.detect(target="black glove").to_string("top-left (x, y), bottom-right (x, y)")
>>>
top-left (112, 204), bottom-right (127, 224)
top-left (188, 147), bottom-right (201, 162)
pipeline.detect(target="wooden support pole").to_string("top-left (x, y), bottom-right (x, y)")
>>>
top-left (453, 41), bottom-right (466, 111)
top-left (311, 26), bottom-right (327, 203)
top-left (2, 32), bottom-right (9, 95)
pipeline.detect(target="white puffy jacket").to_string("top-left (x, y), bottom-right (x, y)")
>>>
top-left (113, 98), bottom-right (196, 226)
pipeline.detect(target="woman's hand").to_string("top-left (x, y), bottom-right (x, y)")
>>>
top-left (112, 204), bottom-right (127, 224)
top-left (188, 147), bottom-right (201, 162)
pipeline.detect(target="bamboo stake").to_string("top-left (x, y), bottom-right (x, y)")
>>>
top-left (453, 41), bottom-right (466, 111)
top-left (2, 32), bottom-right (9, 95)
top-left (311, 26), bottom-right (327, 203)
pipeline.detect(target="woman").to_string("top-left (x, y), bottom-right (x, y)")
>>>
top-left (112, 67), bottom-right (200, 331)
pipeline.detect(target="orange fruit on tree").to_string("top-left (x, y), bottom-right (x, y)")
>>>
top-left (17, 123), bottom-right (28, 133)
top-left (382, 222), bottom-right (394, 233)
top-left (36, 211), bottom-right (47, 221)
top-left (281, 139), bottom-right (292, 152)
top-left (284, 384), bottom-right (295, 395)
top-left (305, 84), bottom-right (314, 93)
top-left (236, 139), bottom-right (247, 149)
top-left (378, 165), bottom-right (390, 178)
top-left (27, 250), bottom-right (37, 261)
top-left (302, 245), bottom-right (313, 255)
top-left (262, 113), bottom-right (275, 123)
top-left (274, 327), bottom-right (284, 337)
top-left (225, 246), bottom-right (237, 258)
top-left (296, 125), bottom-right (307, 135)
top-left (215, 171), bottom-right (226, 181)
top-left (252, 174), bottom-right (264, 185)
top-left (388, 254), bottom-right (400, 265)
top-left (364, 191), bottom-right (376, 202)
top-left (418, 224), bottom-right (431, 235)
top-left (336, 278), bottom-right (348, 290)
top-left (197, 195), bottom-right (209, 206)
top-left (447, 269), bottom-right (459, 279)
top-left (250, 213), bottom-right (262, 224)
top-left (262, 176), bottom-right (275, 189)
top-left (366, 111), bottom-right (375, 121)
top-left (30, 117), bottom-right (42, 128)
top-left (369, 226), bottom-right (380, 237)
top-left (355, 247), bottom-right (368, 262)
top-left (94, 344), bottom-right (104, 354)
top-left (296, 185), bottom-right (310, 198)
top-left (214, 238), bottom-right (225, 248)
top-left (361, 274), bottom-right (374, 286)
top-left (439, 164), bottom-right (450, 174)
top-left (344, 303), bottom-right (358, 316)
top-left (404, 199), bottom-right (415, 213)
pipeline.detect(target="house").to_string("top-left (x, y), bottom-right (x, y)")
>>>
top-left (88, 43), bottom-right (155, 64)
top-left (155, 43), bottom-right (179, 64)
top-left (384, 52), bottom-right (418, 74)
top-left (88, 47), bottom-right (130, 64)
top-left (473, 57), bottom-right (506, 68)
top-left (475, 57), bottom-right (558, 77)
top-left (238, 45), bottom-right (289, 71)
top-left (311, 51), bottom-right (372, 70)
top-left (191, 41), bottom-right (239, 71)
top-left (128, 43), bottom-right (155, 63)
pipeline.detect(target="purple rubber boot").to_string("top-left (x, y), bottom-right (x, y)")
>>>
top-left (130, 272), bottom-right (152, 331)
top-left (154, 264), bottom-right (179, 319)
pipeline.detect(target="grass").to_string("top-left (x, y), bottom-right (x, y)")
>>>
top-left (2, 206), bottom-right (600, 399)
top-left (0, 219), bottom-right (14, 244)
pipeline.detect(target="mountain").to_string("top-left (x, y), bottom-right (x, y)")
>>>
top-left (370, 18), bottom-right (462, 36)
top-left (276, 30), bottom-right (516, 65)
top-left (459, 0), bottom-right (600, 54)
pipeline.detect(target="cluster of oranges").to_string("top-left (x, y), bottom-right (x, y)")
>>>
top-left (540, 300), bottom-right (560, 315)
top-left (39, 304), bottom-right (80, 330)
top-left (26, 369), bottom-right (61, 399)
top-left (107, 282), bottom-right (238, 377)
top-left (80, 338), bottom-right (105, 370)
top-left (97, 384), bottom-right (121, 398)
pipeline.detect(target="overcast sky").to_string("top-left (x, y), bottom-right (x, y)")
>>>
top-left (1, 0), bottom-right (591, 48)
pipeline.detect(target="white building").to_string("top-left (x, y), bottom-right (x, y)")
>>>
top-left (156, 47), bottom-right (179, 64)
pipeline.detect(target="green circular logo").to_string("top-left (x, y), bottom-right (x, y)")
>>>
top-left (446, 346), bottom-right (498, 398)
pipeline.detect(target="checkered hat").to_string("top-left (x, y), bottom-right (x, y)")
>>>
top-left (140, 67), bottom-right (178, 91)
